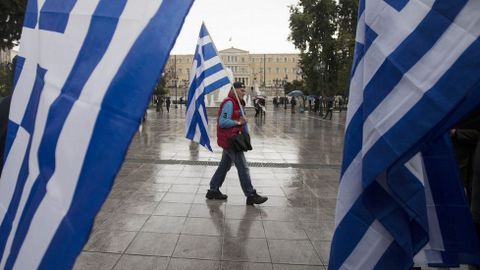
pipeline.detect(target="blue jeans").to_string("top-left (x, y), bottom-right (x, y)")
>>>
top-left (209, 149), bottom-right (254, 197)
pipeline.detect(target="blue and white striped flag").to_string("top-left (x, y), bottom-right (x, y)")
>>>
top-left (185, 23), bottom-right (231, 151)
top-left (330, 1), bottom-right (480, 269)
top-left (0, 0), bottom-right (193, 269)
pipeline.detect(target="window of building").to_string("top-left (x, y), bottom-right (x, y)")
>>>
top-left (284, 68), bottom-right (288, 73)
top-left (241, 57), bottom-right (245, 62)
top-left (276, 67), bottom-right (279, 74)
top-left (268, 68), bottom-right (271, 73)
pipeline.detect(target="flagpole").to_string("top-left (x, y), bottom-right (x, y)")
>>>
top-left (200, 22), bottom-right (249, 133)
top-left (230, 85), bottom-right (250, 134)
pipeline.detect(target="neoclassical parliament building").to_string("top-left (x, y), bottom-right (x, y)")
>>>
top-left (164, 47), bottom-right (301, 97)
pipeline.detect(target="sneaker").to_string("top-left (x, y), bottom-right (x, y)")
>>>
top-left (206, 190), bottom-right (228, 200)
top-left (246, 190), bottom-right (268, 205)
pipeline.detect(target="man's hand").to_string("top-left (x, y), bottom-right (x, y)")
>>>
top-left (238, 116), bottom-right (247, 125)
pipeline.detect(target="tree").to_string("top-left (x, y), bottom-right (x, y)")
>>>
top-left (289, 0), bottom-right (338, 97)
top-left (153, 76), bottom-right (168, 97)
top-left (336, 0), bottom-right (358, 96)
top-left (0, 0), bottom-right (27, 51)
top-left (283, 80), bottom-right (305, 95)
top-left (0, 60), bottom-right (15, 97)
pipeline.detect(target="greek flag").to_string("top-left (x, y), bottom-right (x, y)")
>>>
top-left (329, 1), bottom-right (480, 269)
top-left (0, 0), bottom-right (193, 269)
top-left (185, 23), bottom-right (231, 151)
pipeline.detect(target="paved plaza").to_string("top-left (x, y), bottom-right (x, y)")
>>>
top-left (73, 105), bottom-right (344, 270)
top-left (71, 105), bottom-right (340, 270)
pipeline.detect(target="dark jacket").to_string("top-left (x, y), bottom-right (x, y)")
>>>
top-left (0, 95), bottom-right (12, 173)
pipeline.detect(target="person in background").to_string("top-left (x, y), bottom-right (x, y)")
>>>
top-left (165, 97), bottom-right (171, 113)
top-left (0, 95), bottom-right (12, 174)
top-left (156, 96), bottom-right (164, 113)
top-left (323, 96), bottom-right (334, 120)
top-left (451, 109), bottom-right (480, 269)
top-left (314, 97), bottom-right (320, 113)
top-left (206, 81), bottom-right (268, 206)
top-left (291, 96), bottom-right (297, 114)
top-left (451, 128), bottom-right (479, 203)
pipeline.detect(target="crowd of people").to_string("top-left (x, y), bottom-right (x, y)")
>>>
top-left (272, 95), bottom-right (347, 118)
top-left (152, 95), bottom-right (185, 113)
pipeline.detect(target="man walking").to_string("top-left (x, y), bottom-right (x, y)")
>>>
top-left (156, 95), bottom-right (164, 113)
top-left (166, 97), bottom-right (171, 113)
top-left (291, 96), bottom-right (297, 114)
top-left (206, 82), bottom-right (268, 205)
top-left (323, 96), bottom-right (334, 120)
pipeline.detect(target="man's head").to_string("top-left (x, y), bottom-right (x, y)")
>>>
top-left (233, 81), bottom-right (246, 98)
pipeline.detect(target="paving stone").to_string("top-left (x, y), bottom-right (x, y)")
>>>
top-left (113, 255), bottom-right (169, 270)
top-left (173, 235), bottom-right (222, 260)
top-left (167, 258), bottom-right (221, 270)
top-left (73, 252), bottom-right (120, 270)
top-left (126, 232), bottom-right (179, 256)
top-left (268, 239), bottom-right (322, 265)
top-left (222, 237), bottom-right (271, 262)
top-left (84, 230), bottom-right (136, 253)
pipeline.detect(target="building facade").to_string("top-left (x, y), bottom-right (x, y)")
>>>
top-left (163, 47), bottom-right (301, 98)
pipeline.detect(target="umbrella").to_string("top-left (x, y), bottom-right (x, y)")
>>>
top-left (287, 90), bottom-right (304, 97)
top-left (306, 95), bottom-right (317, 101)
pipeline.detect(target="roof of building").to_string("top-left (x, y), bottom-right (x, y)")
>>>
top-left (219, 47), bottom-right (249, 54)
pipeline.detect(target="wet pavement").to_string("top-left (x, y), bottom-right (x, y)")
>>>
top-left (73, 106), bottom-right (346, 270)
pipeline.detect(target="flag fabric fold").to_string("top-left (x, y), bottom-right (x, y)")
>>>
top-left (0, 0), bottom-right (193, 269)
top-left (330, 0), bottom-right (480, 269)
top-left (185, 22), bottom-right (231, 151)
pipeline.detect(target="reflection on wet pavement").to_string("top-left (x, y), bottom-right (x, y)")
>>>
top-left (74, 107), bottom-right (346, 270)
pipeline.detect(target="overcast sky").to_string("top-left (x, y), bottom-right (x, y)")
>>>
top-left (171, 0), bottom-right (300, 54)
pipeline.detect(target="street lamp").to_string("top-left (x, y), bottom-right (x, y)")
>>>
top-left (283, 75), bottom-right (288, 95)
top-left (183, 79), bottom-right (189, 96)
top-left (174, 75), bottom-right (178, 108)
top-left (273, 78), bottom-right (278, 97)
top-left (314, 62), bottom-right (325, 116)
